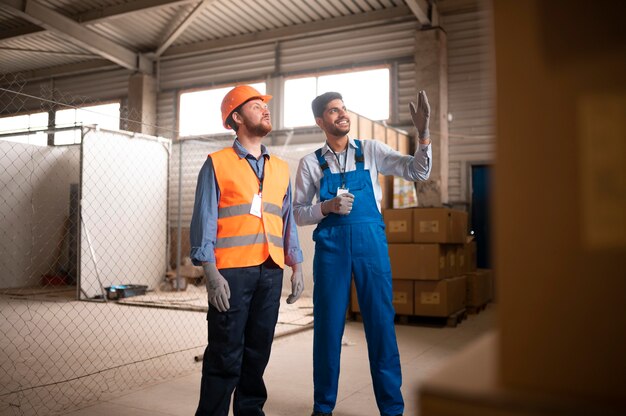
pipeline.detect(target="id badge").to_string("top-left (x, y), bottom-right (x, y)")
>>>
top-left (250, 193), bottom-right (262, 218)
top-left (337, 187), bottom-right (349, 196)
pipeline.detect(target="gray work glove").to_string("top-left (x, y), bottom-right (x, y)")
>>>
top-left (202, 262), bottom-right (230, 312)
top-left (409, 90), bottom-right (431, 139)
top-left (286, 263), bottom-right (304, 304)
top-left (322, 192), bottom-right (354, 216)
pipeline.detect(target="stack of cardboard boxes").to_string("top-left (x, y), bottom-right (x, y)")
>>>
top-left (351, 207), bottom-right (492, 319)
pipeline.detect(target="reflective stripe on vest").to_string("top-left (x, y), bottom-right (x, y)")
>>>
top-left (210, 147), bottom-right (289, 269)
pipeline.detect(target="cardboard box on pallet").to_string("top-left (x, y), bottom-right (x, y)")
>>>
top-left (456, 245), bottom-right (466, 274)
top-left (383, 209), bottom-right (413, 243)
top-left (455, 241), bottom-right (477, 274)
top-left (466, 270), bottom-right (491, 308)
top-left (412, 208), bottom-right (468, 243)
top-left (351, 280), bottom-right (414, 315)
top-left (451, 210), bottom-right (469, 243)
top-left (414, 275), bottom-right (467, 317)
top-left (478, 268), bottom-right (495, 302)
top-left (465, 240), bottom-right (478, 272)
top-left (389, 243), bottom-right (448, 280)
top-left (446, 244), bottom-right (465, 276)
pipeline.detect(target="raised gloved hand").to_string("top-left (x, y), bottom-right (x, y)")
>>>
top-left (322, 192), bottom-right (354, 216)
top-left (409, 90), bottom-right (431, 140)
top-left (286, 263), bottom-right (304, 304)
top-left (202, 262), bottom-right (230, 312)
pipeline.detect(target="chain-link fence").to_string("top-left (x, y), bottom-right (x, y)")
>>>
top-left (0, 75), bottom-right (316, 416)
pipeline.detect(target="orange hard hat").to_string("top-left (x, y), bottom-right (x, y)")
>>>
top-left (221, 85), bottom-right (272, 129)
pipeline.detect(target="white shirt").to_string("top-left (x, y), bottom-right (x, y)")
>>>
top-left (293, 137), bottom-right (432, 226)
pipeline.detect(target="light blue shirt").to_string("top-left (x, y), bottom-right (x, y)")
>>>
top-left (293, 137), bottom-right (432, 226)
top-left (190, 139), bottom-right (303, 266)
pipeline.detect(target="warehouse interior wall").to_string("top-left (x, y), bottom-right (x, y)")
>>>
top-left (0, 2), bottom-right (503, 414)
top-left (0, 0), bottom-right (496, 213)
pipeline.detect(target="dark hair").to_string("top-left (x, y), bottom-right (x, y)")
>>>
top-left (311, 92), bottom-right (343, 119)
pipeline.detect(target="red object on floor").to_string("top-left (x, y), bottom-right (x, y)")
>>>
top-left (41, 274), bottom-right (68, 286)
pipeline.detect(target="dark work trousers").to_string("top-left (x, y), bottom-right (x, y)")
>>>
top-left (195, 258), bottom-right (283, 416)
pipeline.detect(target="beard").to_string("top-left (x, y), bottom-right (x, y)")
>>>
top-left (323, 118), bottom-right (350, 137)
top-left (243, 117), bottom-right (272, 136)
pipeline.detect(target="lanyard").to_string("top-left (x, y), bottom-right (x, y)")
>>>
top-left (246, 156), bottom-right (266, 194)
top-left (328, 143), bottom-right (348, 188)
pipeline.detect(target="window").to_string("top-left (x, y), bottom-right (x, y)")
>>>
top-left (284, 68), bottom-right (390, 128)
top-left (179, 83), bottom-right (266, 136)
top-left (54, 102), bottom-right (120, 145)
top-left (0, 111), bottom-right (48, 146)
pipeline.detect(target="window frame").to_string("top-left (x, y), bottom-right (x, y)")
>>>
top-left (282, 64), bottom-right (392, 129)
top-left (52, 100), bottom-right (122, 146)
top-left (177, 80), bottom-right (268, 139)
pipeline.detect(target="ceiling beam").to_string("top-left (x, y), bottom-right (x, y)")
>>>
top-left (0, 0), bottom-right (152, 73)
top-left (154, 0), bottom-right (214, 57)
top-left (0, 0), bottom-right (196, 42)
top-left (1, 3), bottom-right (416, 81)
top-left (2, 59), bottom-right (118, 83)
top-left (404, 0), bottom-right (431, 26)
top-left (162, 5), bottom-right (412, 59)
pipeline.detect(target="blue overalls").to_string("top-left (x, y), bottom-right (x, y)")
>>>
top-left (312, 140), bottom-right (404, 416)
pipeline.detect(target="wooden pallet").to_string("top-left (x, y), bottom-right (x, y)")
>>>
top-left (351, 308), bottom-right (468, 328)
top-left (444, 308), bottom-right (468, 327)
top-left (467, 302), bottom-right (489, 315)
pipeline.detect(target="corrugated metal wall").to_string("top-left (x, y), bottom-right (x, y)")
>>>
top-left (158, 44), bottom-right (277, 91)
top-left (3, 2), bottom-right (495, 206)
top-left (53, 68), bottom-right (131, 106)
top-left (279, 20), bottom-right (416, 74)
top-left (397, 60), bottom-right (417, 124)
top-left (442, 5), bottom-right (495, 204)
top-left (156, 91), bottom-right (177, 140)
top-left (156, 20), bottom-right (419, 129)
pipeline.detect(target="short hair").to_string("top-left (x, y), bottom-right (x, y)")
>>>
top-left (311, 92), bottom-right (343, 119)
top-left (225, 98), bottom-right (256, 132)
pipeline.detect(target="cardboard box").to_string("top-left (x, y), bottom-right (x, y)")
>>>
top-left (389, 243), bottom-right (448, 280)
top-left (466, 270), bottom-right (491, 307)
top-left (478, 268), bottom-right (495, 302)
top-left (456, 245), bottom-right (466, 274)
top-left (446, 245), bottom-right (461, 276)
top-left (351, 280), bottom-right (414, 315)
top-left (455, 241), bottom-right (477, 274)
top-left (383, 209), bottom-right (413, 243)
top-left (391, 280), bottom-right (414, 315)
top-left (450, 210), bottom-right (468, 243)
top-left (465, 240), bottom-right (477, 272)
top-left (414, 275), bottom-right (467, 317)
top-left (413, 208), bottom-right (467, 244)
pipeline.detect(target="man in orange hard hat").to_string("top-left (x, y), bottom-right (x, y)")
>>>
top-left (190, 85), bottom-right (304, 416)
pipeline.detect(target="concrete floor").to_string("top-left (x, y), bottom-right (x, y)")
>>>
top-left (63, 305), bottom-right (496, 416)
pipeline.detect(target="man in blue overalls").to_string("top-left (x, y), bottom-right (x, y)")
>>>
top-left (293, 91), bottom-right (432, 416)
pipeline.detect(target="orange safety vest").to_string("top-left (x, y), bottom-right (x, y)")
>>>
top-left (210, 147), bottom-right (289, 269)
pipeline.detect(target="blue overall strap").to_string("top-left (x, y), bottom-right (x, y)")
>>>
top-left (354, 139), bottom-right (365, 169)
top-left (315, 148), bottom-right (329, 171)
top-left (316, 141), bottom-right (364, 170)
